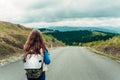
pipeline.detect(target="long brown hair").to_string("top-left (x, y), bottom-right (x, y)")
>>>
top-left (23, 30), bottom-right (47, 60)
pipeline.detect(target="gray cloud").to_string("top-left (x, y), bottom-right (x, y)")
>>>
top-left (19, 0), bottom-right (120, 23)
top-left (1, 0), bottom-right (120, 24)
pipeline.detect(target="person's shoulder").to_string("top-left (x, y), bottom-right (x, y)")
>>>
top-left (44, 48), bottom-right (49, 52)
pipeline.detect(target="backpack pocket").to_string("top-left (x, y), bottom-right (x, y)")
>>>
top-left (26, 69), bottom-right (43, 78)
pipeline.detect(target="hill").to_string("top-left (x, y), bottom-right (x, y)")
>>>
top-left (0, 21), bottom-right (31, 60)
top-left (0, 21), bottom-right (65, 60)
top-left (83, 35), bottom-right (120, 58)
top-left (44, 30), bottom-right (117, 45)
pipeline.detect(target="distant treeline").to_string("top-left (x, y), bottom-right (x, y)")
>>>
top-left (39, 28), bottom-right (54, 32)
top-left (44, 30), bottom-right (117, 45)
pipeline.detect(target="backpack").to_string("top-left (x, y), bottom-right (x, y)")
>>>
top-left (23, 54), bottom-right (44, 78)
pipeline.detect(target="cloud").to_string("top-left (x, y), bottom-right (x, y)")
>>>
top-left (0, 0), bottom-right (120, 27)
top-left (23, 18), bottom-right (120, 28)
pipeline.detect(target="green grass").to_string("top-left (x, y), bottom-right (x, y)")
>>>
top-left (92, 31), bottom-right (106, 36)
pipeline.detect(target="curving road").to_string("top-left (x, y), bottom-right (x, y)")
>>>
top-left (0, 47), bottom-right (120, 80)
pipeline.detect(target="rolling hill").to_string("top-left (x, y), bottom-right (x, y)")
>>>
top-left (83, 35), bottom-right (120, 58)
top-left (41, 26), bottom-right (120, 59)
top-left (0, 21), bottom-right (65, 60)
top-left (44, 30), bottom-right (117, 45)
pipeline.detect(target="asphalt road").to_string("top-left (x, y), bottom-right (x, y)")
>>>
top-left (0, 47), bottom-right (120, 80)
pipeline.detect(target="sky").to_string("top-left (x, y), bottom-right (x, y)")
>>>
top-left (0, 0), bottom-right (120, 28)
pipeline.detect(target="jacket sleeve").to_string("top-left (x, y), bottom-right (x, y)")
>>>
top-left (44, 49), bottom-right (51, 64)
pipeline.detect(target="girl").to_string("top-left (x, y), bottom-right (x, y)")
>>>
top-left (23, 30), bottom-right (51, 80)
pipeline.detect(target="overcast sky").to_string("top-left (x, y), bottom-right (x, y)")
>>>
top-left (0, 0), bottom-right (120, 28)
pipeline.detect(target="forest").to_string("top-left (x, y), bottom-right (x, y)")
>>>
top-left (44, 30), bottom-right (117, 45)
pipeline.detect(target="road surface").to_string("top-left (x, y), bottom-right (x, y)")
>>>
top-left (0, 47), bottom-right (120, 80)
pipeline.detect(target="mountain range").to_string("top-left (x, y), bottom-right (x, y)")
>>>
top-left (47, 26), bottom-right (120, 34)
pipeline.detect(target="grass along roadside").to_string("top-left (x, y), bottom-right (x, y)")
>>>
top-left (86, 47), bottom-right (120, 63)
top-left (0, 54), bottom-right (23, 66)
